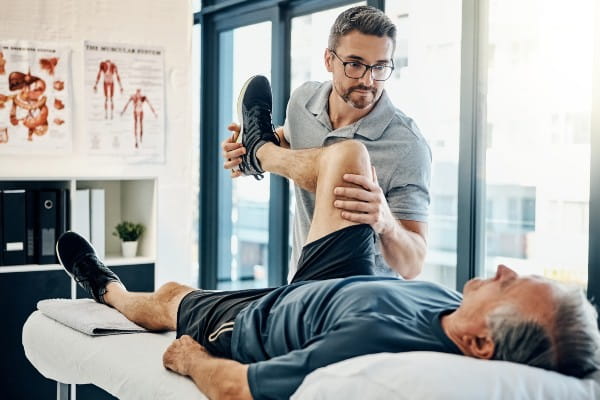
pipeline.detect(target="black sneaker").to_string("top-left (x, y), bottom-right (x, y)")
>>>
top-left (234, 75), bottom-right (280, 180)
top-left (56, 231), bottom-right (123, 304)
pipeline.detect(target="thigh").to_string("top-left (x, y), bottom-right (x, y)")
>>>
top-left (291, 224), bottom-right (377, 283)
top-left (176, 287), bottom-right (274, 358)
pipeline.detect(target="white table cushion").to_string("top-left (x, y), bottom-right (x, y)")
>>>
top-left (23, 311), bottom-right (205, 400)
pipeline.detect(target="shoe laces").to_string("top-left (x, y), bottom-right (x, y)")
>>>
top-left (243, 103), bottom-right (280, 178)
top-left (246, 103), bottom-right (275, 140)
top-left (72, 254), bottom-right (103, 286)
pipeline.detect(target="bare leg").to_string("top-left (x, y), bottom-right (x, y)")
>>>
top-left (259, 139), bottom-right (372, 243)
top-left (139, 111), bottom-right (144, 143)
top-left (103, 281), bottom-right (195, 331)
top-left (256, 143), bottom-right (321, 192)
top-left (108, 84), bottom-right (115, 119)
top-left (103, 83), bottom-right (109, 119)
top-left (306, 140), bottom-right (372, 243)
top-left (134, 113), bottom-right (139, 147)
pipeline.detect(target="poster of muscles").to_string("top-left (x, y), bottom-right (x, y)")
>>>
top-left (84, 41), bottom-right (165, 161)
top-left (0, 41), bottom-right (72, 154)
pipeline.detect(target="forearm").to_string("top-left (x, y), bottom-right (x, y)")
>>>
top-left (188, 357), bottom-right (252, 400)
top-left (379, 222), bottom-right (427, 279)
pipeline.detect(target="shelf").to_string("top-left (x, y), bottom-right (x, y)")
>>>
top-left (0, 257), bottom-right (155, 273)
top-left (1, 177), bottom-right (157, 267)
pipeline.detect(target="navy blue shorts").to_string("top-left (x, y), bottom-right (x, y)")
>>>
top-left (176, 224), bottom-right (377, 357)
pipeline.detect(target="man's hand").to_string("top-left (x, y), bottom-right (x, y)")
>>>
top-left (221, 122), bottom-right (245, 178)
top-left (333, 166), bottom-right (395, 235)
top-left (163, 335), bottom-right (253, 400)
top-left (163, 335), bottom-right (209, 376)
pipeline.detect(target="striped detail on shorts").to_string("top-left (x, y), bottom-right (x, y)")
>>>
top-left (208, 321), bottom-right (235, 342)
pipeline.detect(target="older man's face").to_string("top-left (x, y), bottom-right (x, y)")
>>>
top-left (460, 265), bottom-right (557, 325)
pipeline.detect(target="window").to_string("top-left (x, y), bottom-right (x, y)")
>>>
top-left (386, 0), bottom-right (463, 289)
top-left (217, 22), bottom-right (272, 290)
top-left (191, 22), bottom-right (201, 285)
top-left (196, 0), bottom-right (599, 297)
top-left (290, 3), bottom-right (364, 92)
top-left (481, 0), bottom-right (595, 286)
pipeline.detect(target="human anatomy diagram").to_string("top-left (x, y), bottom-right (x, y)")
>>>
top-left (120, 88), bottom-right (157, 148)
top-left (93, 59), bottom-right (123, 119)
top-left (0, 71), bottom-right (49, 142)
top-left (0, 52), bottom-right (67, 145)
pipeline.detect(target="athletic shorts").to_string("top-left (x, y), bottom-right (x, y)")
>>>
top-left (176, 223), bottom-right (377, 357)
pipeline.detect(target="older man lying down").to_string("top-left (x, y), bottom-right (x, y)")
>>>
top-left (55, 81), bottom-right (600, 400)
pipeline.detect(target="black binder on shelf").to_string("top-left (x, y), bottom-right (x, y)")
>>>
top-left (25, 190), bottom-right (38, 265)
top-left (57, 189), bottom-right (70, 240)
top-left (1, 189), bottom-right (27, 266)
top-left (0, 192), bottom-right (3, 266)
top-left (37, 190), bottom-right (58, 264)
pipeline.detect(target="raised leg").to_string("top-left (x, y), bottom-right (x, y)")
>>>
top-left (103, 281), bottom-right (194, 331)
top-left (258, 139), bottom-right (372, 244)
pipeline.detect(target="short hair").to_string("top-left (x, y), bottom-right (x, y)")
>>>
top-left (328, 6), bottom-right (396, 51)
top-left (488, 287), bottom-right (600, 378)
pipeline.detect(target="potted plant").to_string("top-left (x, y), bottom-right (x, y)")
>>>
top-left (113, 221), bottom-right (145, 258)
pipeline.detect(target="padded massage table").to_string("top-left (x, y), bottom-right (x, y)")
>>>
top-left (23, 311), bottom-right (205, 400)
top-left (24, 310), bottom-right (600, 400)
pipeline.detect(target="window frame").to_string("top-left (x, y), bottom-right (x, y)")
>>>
top-left (194, 0), bottom-right (600, 304)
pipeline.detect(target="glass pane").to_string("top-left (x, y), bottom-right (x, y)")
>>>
top-left (290, 3), bottom-right (364, 92)
top-left (192, 0), bottom-right (201, 13)
top-left (482, 0), bottom-right (594, 286)
top-left (217, 22), bottom-right (272, 290)
top-left (289, 3), bottom-right (364, 271)
top-left (191, 23), bottom-right (201, 285)
top-left (386, 1), bottom-right (462, 289)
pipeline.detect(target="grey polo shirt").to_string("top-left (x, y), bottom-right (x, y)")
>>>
top-left (283, 81), bottom-right (432, 281)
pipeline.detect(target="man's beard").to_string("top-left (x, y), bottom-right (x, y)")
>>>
top-left (335, 83), bottom-right (378, 109)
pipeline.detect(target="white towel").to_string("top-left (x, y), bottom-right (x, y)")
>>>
top-left (37, 298), bottom-right (147, 336)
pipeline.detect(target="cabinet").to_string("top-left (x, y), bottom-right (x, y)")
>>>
top-left (0, 178), bottom-right (156, 400)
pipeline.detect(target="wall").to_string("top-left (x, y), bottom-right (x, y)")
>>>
top-left (0, 0), bottom-right (195, 286)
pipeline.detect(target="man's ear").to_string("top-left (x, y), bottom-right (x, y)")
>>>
top-left (462, 334), bottom-right (495, 360)
top-left (325, 49), bottom-right (333, 72)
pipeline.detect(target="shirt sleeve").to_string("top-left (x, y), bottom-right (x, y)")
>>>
top-left (386, 134), bottom-right (432, 222)
top-left (246, 316), bottom-right (400, 400)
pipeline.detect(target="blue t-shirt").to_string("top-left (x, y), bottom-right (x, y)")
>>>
top-left (230, 276), bottom-right (463, 399)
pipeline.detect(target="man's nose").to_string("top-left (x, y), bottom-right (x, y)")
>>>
top-left (497, 264), bottom-right (517, 280)
top-left (359, 69), bottom-right (374, 86)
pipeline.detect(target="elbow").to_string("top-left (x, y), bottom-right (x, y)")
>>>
top-left (392, 243), bottom-right (426, 280)
top-left (399, 259), bottom-right (423, 280)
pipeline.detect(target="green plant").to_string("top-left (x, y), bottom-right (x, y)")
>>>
top-left (113, 221), bottom-right (145, 241)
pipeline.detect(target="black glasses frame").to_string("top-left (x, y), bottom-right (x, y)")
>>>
top-left (329, 49), bottom-right (395, 81)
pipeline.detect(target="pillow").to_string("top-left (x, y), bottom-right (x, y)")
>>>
top-left (292, 352), bottom-right (600, 400)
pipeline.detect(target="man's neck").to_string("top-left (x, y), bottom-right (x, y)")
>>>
top-left (327, 89), bottom-right (375, 130)
top-left (440, 312), bottom-right (471, 356)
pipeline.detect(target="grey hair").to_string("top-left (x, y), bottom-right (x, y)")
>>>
top-left (488, 287), bottom-right (600, 378)
top-left (328, 6), bottom-right (396, 51)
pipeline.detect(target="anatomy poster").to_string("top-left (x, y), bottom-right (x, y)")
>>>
top-left (84, 41), bottom-right (165, 161)
top-left (0, 41), bottom-right (72, 154)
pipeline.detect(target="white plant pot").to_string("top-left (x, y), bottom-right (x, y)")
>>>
top-left (121, 241), bottom-right (138, 258)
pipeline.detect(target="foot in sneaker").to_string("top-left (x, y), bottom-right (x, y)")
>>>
top-left (234, 75), bottom-right (280, 180)
top-left (56, 231), bottom-right (124, 304)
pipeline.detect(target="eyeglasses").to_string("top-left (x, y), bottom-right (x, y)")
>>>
top-left (329, 49), bottom-right (394, 82)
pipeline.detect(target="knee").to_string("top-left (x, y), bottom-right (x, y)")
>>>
top-left (322, 139), bottom-right (371, 172)
top-left (155, 281), bottom-right (188, 304)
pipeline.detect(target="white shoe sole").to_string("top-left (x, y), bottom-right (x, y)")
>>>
top-left (232, 75), bottom-right (256, 173)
